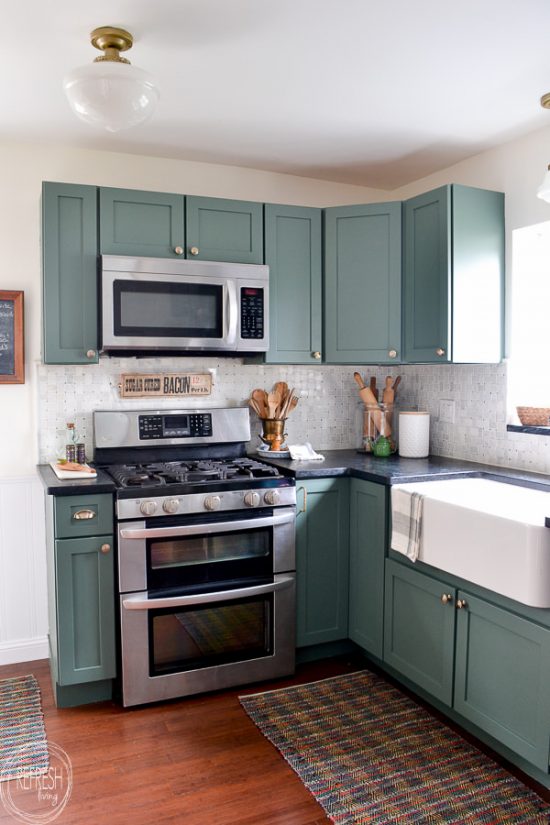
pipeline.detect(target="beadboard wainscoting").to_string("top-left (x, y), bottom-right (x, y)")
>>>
top-left (0, 476), bottom-right (49, 665)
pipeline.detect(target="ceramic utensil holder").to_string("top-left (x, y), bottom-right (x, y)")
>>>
top-left (260, 418), bottom-right (287, 451)
top-left (398, 411), bottom-right (430, 457)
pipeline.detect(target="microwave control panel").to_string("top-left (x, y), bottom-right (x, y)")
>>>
top-left (138, 413), bottom-right (213, 440)
top-left (240, 287), bottom-right (264, 340)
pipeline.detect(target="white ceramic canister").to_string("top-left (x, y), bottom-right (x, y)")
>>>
top-left (398, 411), bottom-right (430, 458)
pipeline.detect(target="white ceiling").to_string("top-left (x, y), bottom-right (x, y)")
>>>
top-left (6, 0), bottom-right (550, 189)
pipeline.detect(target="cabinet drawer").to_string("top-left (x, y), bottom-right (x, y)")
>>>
top-left (54, 494), bottom-right (113, 539)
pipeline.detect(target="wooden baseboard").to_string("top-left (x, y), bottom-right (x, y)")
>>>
top-left (0, 637), bottom-right (49, 666)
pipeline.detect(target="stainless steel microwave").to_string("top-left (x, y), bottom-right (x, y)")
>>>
top-left (100, 255), bottom-right (269, 353)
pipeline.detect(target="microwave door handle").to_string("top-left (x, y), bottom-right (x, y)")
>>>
top-left (226, 280), bottom-right (238, 345)
top-left (122, 575), bottom-right (294, 611)
top-left (119, 509), bottom-right (296, 540)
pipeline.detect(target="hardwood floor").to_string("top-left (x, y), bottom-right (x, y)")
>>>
top-left (0, 657), bottom-right (361, 825)
top-left (1, 655), bottom-right (548, 824)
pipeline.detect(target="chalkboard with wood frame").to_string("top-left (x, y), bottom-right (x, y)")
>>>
top-left (0, 290), bottom-right (24, 384)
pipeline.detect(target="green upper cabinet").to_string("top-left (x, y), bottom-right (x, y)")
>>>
top-left (264, 204), bottom-right (322, 364)
top-left (296, 479), bottom-right (350, 647)
top-left (403, 184), bottom-right (504, 363)
top-left (186, 196), bottom-right (263, 263)
top-left (42, 182), bottom-right (99, 364)
top-left (348, 479), bottom-right (387, 659)
top-left (99, 187), bottom-right (185, 258)
top-left (324, 202), bottom-right (402, 364)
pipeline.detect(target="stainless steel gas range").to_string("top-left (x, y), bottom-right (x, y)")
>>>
top-left (94, 407), bottom-right (296, 707)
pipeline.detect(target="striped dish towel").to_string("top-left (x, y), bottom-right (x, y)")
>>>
top-left (390, 486), bottom-right (424, 561)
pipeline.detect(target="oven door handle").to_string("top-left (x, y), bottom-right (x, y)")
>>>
top-left (122, 575), bottom-right (294, 611)
top-left (119, 509), bottom-right (295, 540)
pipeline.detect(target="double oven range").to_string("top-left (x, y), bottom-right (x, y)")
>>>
top-left (94, 407), bottom-right (296, 707)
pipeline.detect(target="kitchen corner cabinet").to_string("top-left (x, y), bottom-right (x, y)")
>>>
top-left (348, 479), bottom-right (386, 659)
top-left (42, 182), bottom-right (99, 364)
top-left (264, 204), bottom-right (322, 364)
top-left (99, 187), bottom-right (185, 258)
top-left (295, 479), bottom-right (350, 647)
top-left (403, 184), bottom-right (504, 363)
top-left (46, 493), bottom-right (116, 707)
top-left (384, 558), bottom-right (550, 772)
top-left (186, 196), bottom-right (263, 263)
top-left (324, 202), bottom-right (402, 364)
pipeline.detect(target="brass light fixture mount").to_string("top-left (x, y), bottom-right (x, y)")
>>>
top-left (90, 26), bottom-right (134, 64)
top-left (541, 93), bottom-right (550, 110)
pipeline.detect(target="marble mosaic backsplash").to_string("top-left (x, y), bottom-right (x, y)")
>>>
top-left (36, 357), bottom-right (550, 477)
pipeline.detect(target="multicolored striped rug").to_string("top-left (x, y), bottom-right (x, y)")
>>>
top-left (240, 670), bottom-right (550, 824)
top-left (0, 675), bottom-right (48, 781)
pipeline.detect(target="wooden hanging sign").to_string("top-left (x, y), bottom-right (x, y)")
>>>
top-left (119, 372), bottom-right (212, 398)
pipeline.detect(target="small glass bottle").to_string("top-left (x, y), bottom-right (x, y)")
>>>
top-left (65, 422), bottom-right (77, 462)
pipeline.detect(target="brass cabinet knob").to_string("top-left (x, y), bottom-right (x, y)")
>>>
top-left (100, 543), bottom-right (111, 554)
top-left (86, 349), bottom-right (96, 359)
top-left (174, 246), bottom-right (184, 255)
top-left (388, 349), bottom-right (397, 359)
top-left (456, 599), bottom-right (468, 610)
top-left (312, 351), bottom-right (321, 360)
top-left (436, 348), bottom-right (446, 357)
top-left (440, 593), bottom-right (453, 605)
top-left (189, 246), bottom-right (200, 256)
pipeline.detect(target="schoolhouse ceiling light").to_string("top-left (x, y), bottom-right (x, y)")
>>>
top-left (63, 26), bottom-right (159, 132)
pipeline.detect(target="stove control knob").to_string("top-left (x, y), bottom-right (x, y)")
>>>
top-left (140, 500), bottom-right (158, 516)
top-left (204, 495), bottom-right (221, 511)
top-left (163, 498), bottom-right (180, 514)
top-left (264, 490), bottom-right (280, 506)
top-left (244, 491), bottom-right (261, 508)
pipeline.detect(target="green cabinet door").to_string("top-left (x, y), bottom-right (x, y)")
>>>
top-left (186, 196), bottom-right (263, 263)
top-left (454, 592), bottom-right (550, 771)
top-left (55, 535), bottom-right (116, 686)
top-left (42, 182), bottom-right (99, 364)
top-left (296, 479), bottom-right (350, 647)
top-left (324, 202), bottom-right (402, 364)
top-left (384, 559), bottom-right (456, 705)
top-left (403, 186), bottom-right (451, 363)
top-left (348, 479), bottom-right (386, 658)
top-left (264, 204), bottom-right (322, 364)
top-left (99, 187), bottom-right (185, 258)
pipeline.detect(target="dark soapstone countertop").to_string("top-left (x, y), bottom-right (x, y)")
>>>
top-left (252, 449), bottom-right (550, 491)
top-left (37, 464), bottom-right (117, 496)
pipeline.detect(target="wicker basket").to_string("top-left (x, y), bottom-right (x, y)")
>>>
top-left (516, 406), bottom-right (550, 426)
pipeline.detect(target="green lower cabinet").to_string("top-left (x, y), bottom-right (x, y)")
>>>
top-left (454, 591), bottom-right (550, 771)
top-left (55, 535), bottom-right (116, 686)
top-left (348, 479), bottom-right (386, 658)
top-left (384, 559), bottom-right (456, 705)
top-left (296, 479), bottom-right (350, 647)
top-left (186, 195), bottom-right (263, 263)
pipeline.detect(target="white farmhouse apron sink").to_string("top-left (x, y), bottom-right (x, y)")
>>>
top-left (393, 478), bottom-right (550, 607)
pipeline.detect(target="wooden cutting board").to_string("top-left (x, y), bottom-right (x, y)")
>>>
top-left (50, 462), bottom-right (97, 480)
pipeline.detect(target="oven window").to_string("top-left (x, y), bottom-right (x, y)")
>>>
top-left (150, 595), bottom-right (273, 675)
top-left (147, 526), bottom-right (273, 590)
top-left (151, 530), bottom-right (270, 569)
top-left (113, 280), bottom-right (223, 338)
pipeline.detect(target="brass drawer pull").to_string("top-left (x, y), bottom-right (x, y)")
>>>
top-left (72, 509), bottom-right (97, 521)
top-left (297, 486), bottom-right (308, 514)
top-left (100, 543), bottom-right (111, 554)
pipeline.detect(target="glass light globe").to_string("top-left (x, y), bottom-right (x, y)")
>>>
top-left (63, 60), bottom-right (159, 132)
